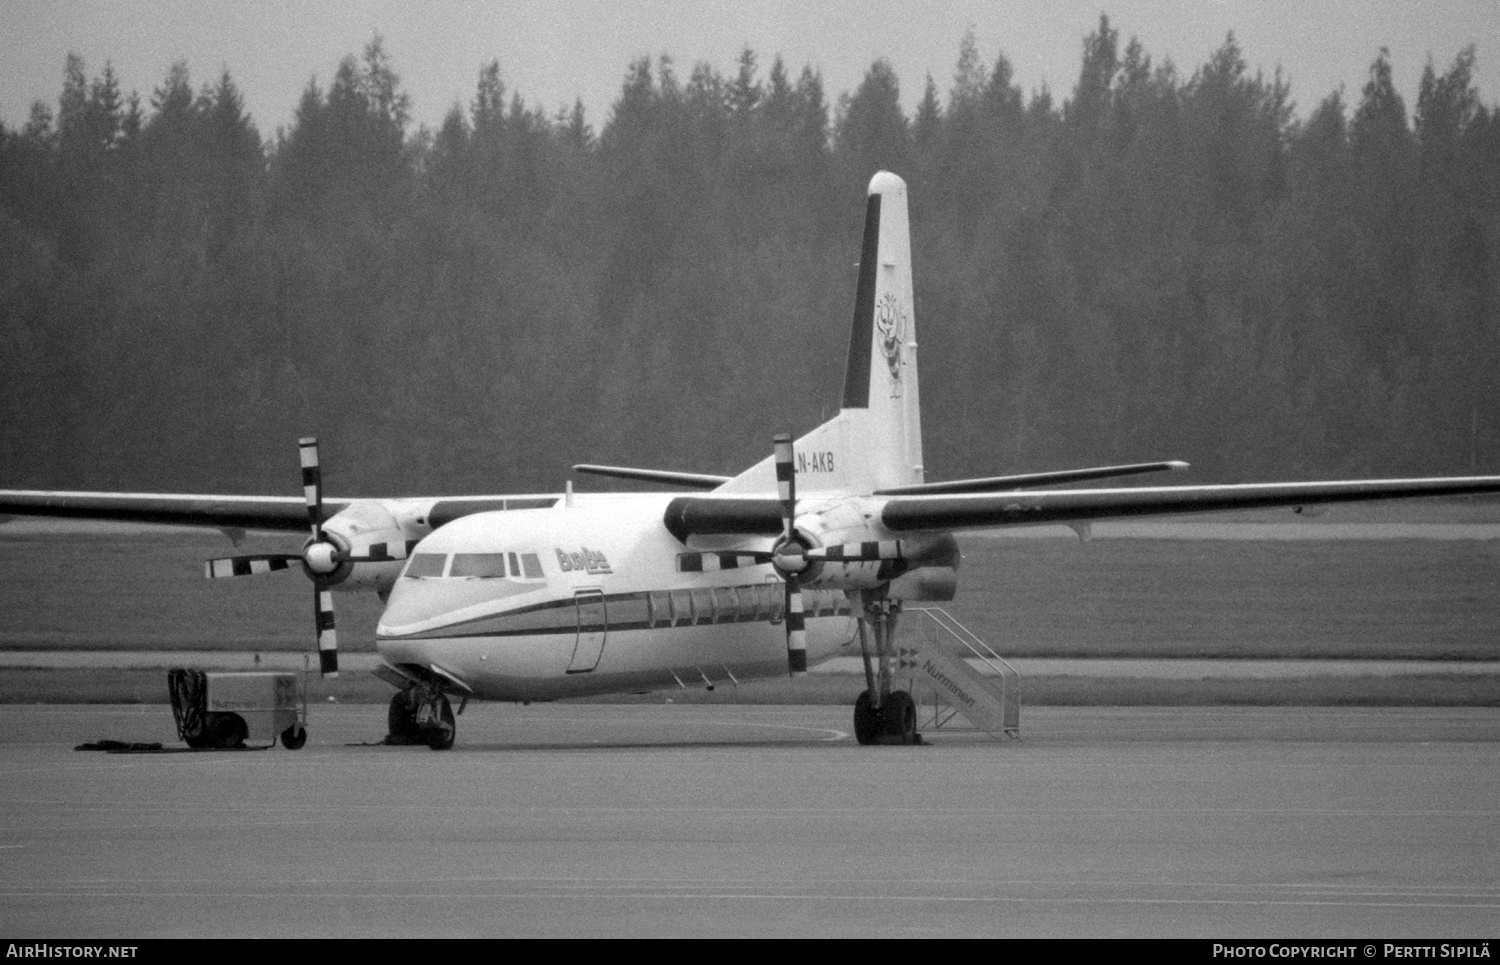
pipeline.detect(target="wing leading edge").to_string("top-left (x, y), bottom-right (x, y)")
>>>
top-left (878, 476), bottom-right (1500, 532)
top-left (0, 491), bottom-right (320, 531)
top-left (0, 491), bottom-right (563, 532)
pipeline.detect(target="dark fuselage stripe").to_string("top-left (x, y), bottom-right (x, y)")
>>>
top-left (389, 586), bottom-right (853, 641)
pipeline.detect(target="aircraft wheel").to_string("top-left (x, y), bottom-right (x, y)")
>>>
top-left (853, 690), bottom-right (881, 745)
top-left (426, 695), bottom-right (456, 751)
top-left (386, 690), bottom-right (423, 745)
top-left (279, 725), bottom-right (307, 750)
top-left (882, 690), bottom-right (917, 745)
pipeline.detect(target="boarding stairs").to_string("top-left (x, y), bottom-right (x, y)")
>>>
top-left (898, 607), bottom-right (1021, 739)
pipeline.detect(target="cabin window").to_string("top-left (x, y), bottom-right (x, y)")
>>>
top-left (713, 587), bottom-right (738, 623)
top-left (691, 588), bottom-right (715, 625)
top-left (450, 553), bottom-right (507, 578)
top-left (609, 594), bottom-right (649, 630)
top-left (670, 590), bottom-right (693, 626)
top-left (520, 553), bottom-right (544, 579)
top-left (508, 552), bottom-right (520, 576)
top-left (404, 553), bottom-right (448, 579)
top-left (648, 591), bottom-right (671, 627)
top-left (765, 582), bottom-right (785, 623)
top-left (740, 583), bottom-right (763, 621)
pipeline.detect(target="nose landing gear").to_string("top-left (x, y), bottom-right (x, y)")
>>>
top-left (386, 686), bottom-right (456, 750)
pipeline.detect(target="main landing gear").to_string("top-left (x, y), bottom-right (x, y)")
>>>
top-left (386, 685), bottom-right (456, 751)
top-left (853, 593), bottom-right (920, 746)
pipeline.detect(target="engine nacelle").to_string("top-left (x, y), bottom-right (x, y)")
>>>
top-left (313, 500), bottom-right (429, 593)
top-left (792, 500), bottom-right (960, 593)
top-left (889, 533), bottom-right (960, 600)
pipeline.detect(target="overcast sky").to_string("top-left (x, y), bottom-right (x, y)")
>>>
top-left (4, 1), bottom-right (1498, 137)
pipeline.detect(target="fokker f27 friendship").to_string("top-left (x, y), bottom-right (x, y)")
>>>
top-left (6, 171), bottom-right (1500, 749)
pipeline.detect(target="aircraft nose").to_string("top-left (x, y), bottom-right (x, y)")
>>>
top-left (376, 577), bottom-right (439, 637)
top-left (378, 570), bottom-right (533, 637)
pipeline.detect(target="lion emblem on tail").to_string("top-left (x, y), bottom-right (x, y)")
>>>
top-left (874, 291), bottom-right (906, 397)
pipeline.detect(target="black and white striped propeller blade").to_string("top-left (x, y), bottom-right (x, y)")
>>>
top-left (204, 554), bottom-right (298, 579)
top-left (676, 539), bottom-right (906, 573)
top-left (674, 435), bottom-right (808, 676)
top-left (199, 437), bottom-right (347, 678)
top-left (205, 539), bottom-right (419, 578)
top-left (774, 434), bottom-right (808, 677)
top-left (805, 540), bottom-right (905, 563)
top-left (303, 438), bottom-right (337, 678)
top-left (301, 436), bottom-right (323, 540)
top-left (338, 540), bottom-right (419, 563)
top-left (315, 587), bottom-right (338, 677)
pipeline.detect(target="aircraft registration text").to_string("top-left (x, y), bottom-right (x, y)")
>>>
top-left (797, 451), bottom-right (836, 473)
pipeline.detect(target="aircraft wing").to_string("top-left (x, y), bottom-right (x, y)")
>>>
top-left (573, 464), bottom-right (731, 489)
top-left (0, 491), bottom-right (320, 532)
top-left (663, 476), bottom-right (1500, 541)
top-left (0, 491), bottom-right (563, 533)
top-left (877, 476), bottom-right (1500, 532)
top-left (872, 460), bottom-right (1188, 495)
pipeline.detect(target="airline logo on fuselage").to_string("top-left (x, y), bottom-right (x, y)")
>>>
top-left (555, 546), bottom-right (613, 575)
top-left (797, 451), bottom-right (836, 474)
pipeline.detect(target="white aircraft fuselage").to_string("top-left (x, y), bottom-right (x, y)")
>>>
top-left (374, 496), bottom-right (863, 701)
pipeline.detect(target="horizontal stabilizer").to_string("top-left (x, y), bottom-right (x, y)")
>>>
top-left (874, 461), bottom-right (1189, 495)
top-left (573, 465), bottom-right (730, 490)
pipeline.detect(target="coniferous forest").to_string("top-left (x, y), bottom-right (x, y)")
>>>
top-left (2, 17), bottom-right (1498, 497)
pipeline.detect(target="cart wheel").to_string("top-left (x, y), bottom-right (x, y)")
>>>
top-left (224, 713), bottom-right (249, 748)
top-left (205, 712), bottom-right (248, 748)
top-left (279, 725), bottom-right (307, 750)
top-left (182, 719), bottom-right (212, 749)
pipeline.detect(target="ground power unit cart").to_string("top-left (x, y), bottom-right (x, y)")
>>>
top-left (168, 668), bottom-right (308, 749)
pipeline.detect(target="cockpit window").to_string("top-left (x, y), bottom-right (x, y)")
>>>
top-left (402, 550), bottom-right (545, 582)
top-left (450, 553), bottom-right (507, 578)
top-left (404, 553), bottom-right (448, 579)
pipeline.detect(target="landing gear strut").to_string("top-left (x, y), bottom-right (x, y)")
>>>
top-left (853, 592), bottom-right (920, 745)
top-left (386, 686), bottom-right (456, 750)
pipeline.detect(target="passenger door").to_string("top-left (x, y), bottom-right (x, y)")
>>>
top-left (566, 590), bottom-right (607, 673)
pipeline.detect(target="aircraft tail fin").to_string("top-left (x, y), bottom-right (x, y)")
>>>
top-left (720, 171), bottom-right (922, 495)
